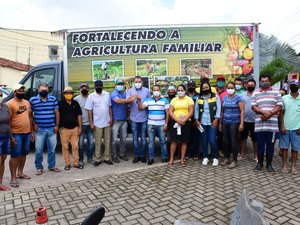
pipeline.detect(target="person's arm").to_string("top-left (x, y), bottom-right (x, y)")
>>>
top-left (280, 109), bottom-right (286, 134)
top-left (212, 95), bottom-right (221, 128)
top-left (109, 106), bottom-right (113, 126)
top-left (164, 108), bottom-right (169, 132)
top-left (8, 104), bottom-right (16, 147)
top-left (29, 106), bottom-right (35, 141)
top-left (219, 105), bottom-right (224, 132)
top-left (77, 115), bottom-right (82, 135)
top-left (88, 110), bottom-right (95, 130)
top-left (114, 94), bottom-right (137, 104)
top-left (238, 101), bottom-right (245, 132)
top-left (54, 108), bottom-right (60, 133)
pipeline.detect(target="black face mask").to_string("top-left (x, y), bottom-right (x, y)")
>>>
top-left (247, 86), bottom-right (255, 92)
top-left (168, 94), bottom-right (176, 100)
top-left (202, 90), bottom-right (210, 95)
top-left (81, 89), bottom-right (88, 96)
top-left (188, 87), bottom-right (195, 93)
top-left (95, 87), bottom-right (102, 93)
top-left (39, 91), bottom-right (48, 98)
top-left (290, 86), bottom-right (299, 93)
top-left (16, 92), bottom-right (25, 100)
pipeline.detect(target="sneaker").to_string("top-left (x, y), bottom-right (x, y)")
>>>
top-left (254, 164), bottom-right (263, 171)
top-left (104, 160), bottom-right (113, 165)
top-left (221, 159), bottom-right (229, 166)
top-left (120, 156), bottom-right (129, 161)
top-left (202, 158), bottom-right (209, 166)
top-left (132, 157), bottom-right (140, 164)
top-left (219, 151), bottom-right (224, 157)
top-left (147, 159), bottom-right (154, 165)
top-left (112, 157), bottom-right (120, 163)
top-left (140, 157), bottom-right (147, 163)
top-left (212, 158), bottom-right (219, 166)
top-left (162, 159), bottom-right (168, 163)
top-left (87, 159), bottom-right (95, 164)
top-left (266, 164), bottom-right (275, 172)
top-left (228, 161), bottom-right (237, 169)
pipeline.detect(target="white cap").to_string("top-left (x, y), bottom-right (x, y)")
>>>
top-left (13, 84), bottom-right (25, 91)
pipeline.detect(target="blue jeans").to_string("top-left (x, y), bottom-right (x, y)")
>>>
top-left (111, 120), bottom-right (128, 158)
top-left (147, 124), bottom-right (168, 160)
top-left (11, 133), bottom-right (31, 157)
top-left (35, 128), bottom-right (57, 169)
top-left (201, 125), bottom-right (218, 159)
top-left (79, 125), bottom-right (95, 162)
top-left (131, 122), bottom-right (147, 157)
top-left (0, 132), bottom-right (10, 155)
top-left (256, 131), bottom-right (276, 165)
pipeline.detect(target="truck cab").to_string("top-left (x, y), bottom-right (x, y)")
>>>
top-left (4, 61), bottom-right (65, 102)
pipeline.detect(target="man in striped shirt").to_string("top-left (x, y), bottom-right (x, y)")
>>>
top-left (251, 74), bottom-right (282, 172)
top-left (138, 85), bottom-right (169, 165)
top-left (30, 83), bottom-right (60, 175)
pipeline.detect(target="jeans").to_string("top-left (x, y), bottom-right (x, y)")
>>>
top-left (79, 125), bottom-right (95, 162)
top-left (201, 125), bottom-right (218, 159)
top-left (147, 124), bottom-right (168, 160)
top-left (35, 128), bottom-right (57, 169)
top-left (256, 131), bottom-right (276, 165)
top-left (111, 120), bottom-right (128, 158)
top-left (131, 122), bottom-right (147, 157)
top-left (222, 123), bottom-right (239, 161)
top-left (0, 132), bottom-right (10, 155)
top-left (11, 133), bottom-right (31, 157)
top-left (187, 125), bottom-right (200, 157)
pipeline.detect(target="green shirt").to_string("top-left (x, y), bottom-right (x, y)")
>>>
top-left (282, 94), bottom-right (300, 130)
top-left (235, 89), bottom-right (246, 95)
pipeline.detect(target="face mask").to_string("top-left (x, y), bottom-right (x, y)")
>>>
top-left (95, 87), bottom-right (102, 93)
top-left (64, 94), bottom-right (73, 101)
top-left (81, 89), bottom-right (88, 96)
top-left (290, 86), bottom-right (299, 93)
top-left (247, 86), bottom-right (255, 92)
top-left (177, 91), bottom-right (185, 97)
top-left (260, 82), bottom-right (270, 89)
top-left (153, 91), bottom-right (160, 97)
top-left (116, 85), bottom-right (124, 92)
top-left (188, 87), bottom-right (195, 93)
top-left (217, 81), bottom-right (225, 88)
top-left (0, 97), bottom-right (3, 103)
top-left (202, 90), bottom-right (210, 95)
top-left (39, 91), bottom-right (48, 98)
top-left (16, 92), bottom-right (25, 100)
top-left (235, 85), bottom-right (242, 91)
top-left (227, 89), bottom-right (235, 95)
top-left (134, 83), bottom-right (142, 89)
top-left (168, 94), bottom-right (176, 100)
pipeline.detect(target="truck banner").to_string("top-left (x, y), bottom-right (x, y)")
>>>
top-left (66, 24), bottom-right (258, 91)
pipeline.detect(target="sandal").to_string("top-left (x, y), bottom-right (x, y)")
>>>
top-left (10, 181), bottom-right (19, 188)
top-left (73, 164), bottom-right (83, 169)
top-left (167, 161), bottom-right (174, 167)
top-left (35, 169), bottom-right (43, 176)
top-left (180, 160), bottom-right (186, 167)
top-left (17, 174), bottom-right (31, 179)
top-left (64, 165), bottom-right (71, 170)
top-left (0, 184), bottom-right (10, 191)
top-left (291, 170), bottom-right (298, 175)
top-left (281, 168), bottom-right (289, 174)
top-left (49, 167), bottom-right (60, 172)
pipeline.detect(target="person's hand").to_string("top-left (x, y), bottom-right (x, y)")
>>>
top-left (54, 125), bottom-right (59, 133)
top-left (109, 119), bottom-right (113, 127)
top-left (239, 124), bottom-right (244, 132)
top-left (90, 124), bottom-right (95, 131)
top-left (211, 119), bottom-right (218, 128)
top-left (281, 126), bottom-right (286, 134)
top-left (34, 124), bottom-right (38, 131)
top-left (77, 128), bottom-right (81, 136)
top-left (194, 120), bottom-right (200, 128)
top-left (163, 125), bottom-right (168, 132)
top-left (262, 111), bottom-right (272, 119)
top-left (219, 124), bottom-right (222, 132)
top-left (10, 137), bottom-right (16, 147)
top-left (31, 132), bottom-right (35, 142)
top-left (296, 128), bottom-right (300, 135)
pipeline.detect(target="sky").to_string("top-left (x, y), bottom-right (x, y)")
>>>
top-left (1, 0), bottom-right (300, 53)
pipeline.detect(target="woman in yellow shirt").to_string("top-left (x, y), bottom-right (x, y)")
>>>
top-left (168, 85), bottom-right (194, 166)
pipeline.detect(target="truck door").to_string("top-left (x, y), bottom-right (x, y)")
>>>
top-left (22, 68), bottom-right (55, 100)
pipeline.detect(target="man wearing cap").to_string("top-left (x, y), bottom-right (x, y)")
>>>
top-left (126, 76), bottom-right (151, 163)
top-left (280, 79), bottom-right (300, 174)
top-left (58, 86), bottom-right (82, 170)
top-left (85, 80), bottom-right (113, 166)
top-left (110, 78), bottom-right (137, 163)
top-left (74, 83), bottom-right (95, 166)
top-left (186, 80), bottom-right (200, 160)
top-left (30, 83), bottom-right (60, 176)
top-left (7, 84), bottom-right (33, 188)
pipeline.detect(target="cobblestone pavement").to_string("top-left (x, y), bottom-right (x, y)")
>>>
top-left (1, 152), bottom-right (300, 225)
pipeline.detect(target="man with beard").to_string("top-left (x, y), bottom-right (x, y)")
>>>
top-left (85, 80), bottom-right (113, 166)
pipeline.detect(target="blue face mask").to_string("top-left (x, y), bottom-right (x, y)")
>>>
top-left (235, 85), bottom-right (242, 90)
top-left (116, 85), bottom-right (124, 91)
top-left (217, 81), bottom-right (225, 88)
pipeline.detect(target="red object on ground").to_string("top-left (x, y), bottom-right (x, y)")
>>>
top-left (35, 207), bottom-right (48, 224)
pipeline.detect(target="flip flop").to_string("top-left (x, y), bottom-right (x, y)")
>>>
top-left (49, 167), bottom-right (60, 172)
top-left (10, 181), bottom-right (19, 188)
top-left (17, 174), bottom-right (31, 179)
top-left (0, 185), bottom-right (10, 191)
top-left (35, 169), bottom-right (43, 176)
top-left (291, 170), bottom-right (298, 175)
top-left (167, 161), bottom-right (174, 167)
top-left (281, 168), bottom-right (289, 174)
top-left (64, 165), bottom-right (71, 170)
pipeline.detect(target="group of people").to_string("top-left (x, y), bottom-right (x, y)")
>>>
top-left (0, 74), bottom-right (299, 191)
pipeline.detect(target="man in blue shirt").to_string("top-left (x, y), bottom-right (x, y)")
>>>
top-left (29, 83), bottom-right (60, 175)
top-left (138, 85), bottom-right (169, 165)
top-left (111, 78), bottom-right (137, 163)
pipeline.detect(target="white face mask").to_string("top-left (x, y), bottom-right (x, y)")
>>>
top-left (153, 91), bottom-right (160, 97)
top-left (177, 91), bottom-right (185, 97)
top-left (227, 89), bottom-right (235, 95)
top-left (134, 83), bottom-right (142, 89)
top-left (0, 96), bottom-right (3, 103)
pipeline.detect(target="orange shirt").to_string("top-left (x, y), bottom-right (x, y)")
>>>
top-left (6, 98), bottom-right (32, 133)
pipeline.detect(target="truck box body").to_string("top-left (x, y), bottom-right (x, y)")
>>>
top-left (5, 23), bottom-right (259, 101)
